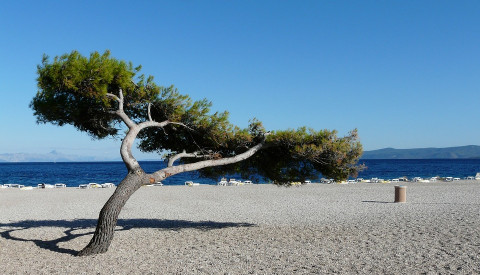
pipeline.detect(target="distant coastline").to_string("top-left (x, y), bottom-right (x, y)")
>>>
top-left (2, 145), bottom-right (480, 162)
top-left (361, 145), bottom-right (480, 159)
top-left (0, 150), bottom-right (121, 163)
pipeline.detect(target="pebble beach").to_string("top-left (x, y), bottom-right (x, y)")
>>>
top-left (1, 181), bottom-right (479, 274)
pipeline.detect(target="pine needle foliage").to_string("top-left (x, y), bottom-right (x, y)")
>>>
top-left (31, 50), bottom-right (364, 182)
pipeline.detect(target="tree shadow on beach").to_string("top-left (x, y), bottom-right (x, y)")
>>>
top-left (0, 219), bottom-right (255, 255)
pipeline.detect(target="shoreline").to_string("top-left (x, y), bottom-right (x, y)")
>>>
top-left (1, 182), bottom-right (479, 273)
top-left (1, 177), bottom-right (480, 189)
top-left (2, 159), bottom-right (480, 188)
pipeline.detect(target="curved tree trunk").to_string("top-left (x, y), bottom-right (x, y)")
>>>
top-left (77, 170), bottom-right (147, 256)
top-left (76, 123), bottom-right (265, 256)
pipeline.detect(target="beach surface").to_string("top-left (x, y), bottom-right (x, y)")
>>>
top-left (1, 181), bottom-right (479, 274)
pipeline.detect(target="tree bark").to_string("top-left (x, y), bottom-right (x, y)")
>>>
top-left (77, 144), bottom-right (266, 255)
top-left (77, 94), bottom-right (267, 256)
top-left (77, 169), bottom-right (147, 256)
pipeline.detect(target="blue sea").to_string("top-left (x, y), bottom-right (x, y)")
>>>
top-left (1, 159), bottom-right (480, 187)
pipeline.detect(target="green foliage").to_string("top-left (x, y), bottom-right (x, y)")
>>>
top-left (31, 50), bottom-right (364, 181)
top-left (199, 128), bottom-right (364, 183)
top-left (31, 50), bottom-right (159, 138)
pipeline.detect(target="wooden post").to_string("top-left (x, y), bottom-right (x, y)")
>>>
top-left (394, 186), bottom-right (407, 203)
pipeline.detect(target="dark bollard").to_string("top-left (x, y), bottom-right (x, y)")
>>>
top-left (394, 185), bottom-right (407, 203)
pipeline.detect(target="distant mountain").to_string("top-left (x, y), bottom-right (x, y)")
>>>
top-left (362, 145), bottom-right (480, 159)
top-left (3, 146), bottom-right (480, 162)
top-left (0, 150), bottom-right (119, 162)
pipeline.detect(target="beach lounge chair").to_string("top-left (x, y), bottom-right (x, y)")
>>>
top-left (38, 183), bottom-right (54, 188)
top-left (185, 181), bottom-right (200, 186)
top-left (10, 184), bottom-right (24, 188)
top-left (101, 183), bottom-right (115, 188)
top-left (87, 183), bottom-right (102, 188)
top-left (218, 178), bottom-right (228, 186)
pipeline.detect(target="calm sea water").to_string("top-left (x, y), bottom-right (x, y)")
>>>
top-left (1, 159), bottom-right (480, 187)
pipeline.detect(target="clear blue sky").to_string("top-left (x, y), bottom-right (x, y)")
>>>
top-left (1, 0), bottom-right (479, 160)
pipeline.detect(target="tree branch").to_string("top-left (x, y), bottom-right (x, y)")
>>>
top-left (121, 120), bottom-right (192, 172)
top-left (148, 103), bottom-right (153, 122)
top-left (106, 89), bottom-right (202, 172)
top-left (152, 140), bottom-right (267, 181)
top-left (107, 89), bottom-right (136, 129)
top-left (106, 93), bottom-right (120, 102)
top-left (167, 150), bottom-right (211, 167)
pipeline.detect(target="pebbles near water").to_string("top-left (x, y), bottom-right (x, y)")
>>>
top-left (1, 181), bottom-right (479, 274)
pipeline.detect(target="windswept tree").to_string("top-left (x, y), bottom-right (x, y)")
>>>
top-left (30, 50), bottom-right (364, 256)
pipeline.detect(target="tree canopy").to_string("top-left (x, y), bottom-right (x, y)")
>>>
top-left (31, 50), bottom-right (364, 183)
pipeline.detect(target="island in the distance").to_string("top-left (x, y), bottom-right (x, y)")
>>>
top-left (361, 145), bottom-right (480, 159)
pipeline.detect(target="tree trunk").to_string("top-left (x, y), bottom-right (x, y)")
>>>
top-left (77, 170), bottom-right (146, 256)
top-left (76, 135), bottom-right (266, 256)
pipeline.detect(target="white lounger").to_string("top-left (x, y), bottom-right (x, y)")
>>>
top-left (88, 183), bottom-right (102, 188)
top-left (185, 181), bottom-right (200, 186)
top-left (9, 184), bottom-right (24, 188)
top-left (218, 178), bottom-right (228, 186)
top-left (101, 183), bottom-right (115, 188)
top-left (38, 183), bottom-right (54, 188)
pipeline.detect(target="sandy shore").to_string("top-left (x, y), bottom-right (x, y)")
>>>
top-left (1, 181), bottom-right (479, 274)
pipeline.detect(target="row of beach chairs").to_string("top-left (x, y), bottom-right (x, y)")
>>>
top-left (78, 183), bottom-right (115, 189)
top-left (1, 183), bottom-right (116, 189)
